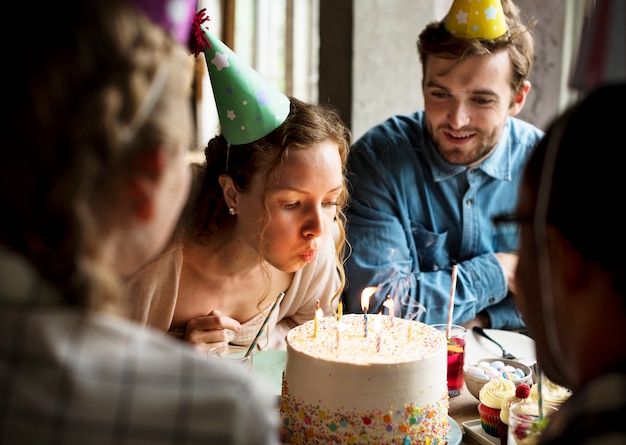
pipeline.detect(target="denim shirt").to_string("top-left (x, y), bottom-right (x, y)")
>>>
top-left (343, 111), bottom-right (544, 329)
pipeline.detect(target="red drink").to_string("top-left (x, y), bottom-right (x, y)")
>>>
top-left (446, 337), bottom-right (465, 397)
top-left (431, 324), bottom-right (467, 397)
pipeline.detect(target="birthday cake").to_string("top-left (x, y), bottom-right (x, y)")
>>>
top-left (279, 313), bottom-right (450, 444)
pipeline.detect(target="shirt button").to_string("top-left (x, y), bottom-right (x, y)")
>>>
top-left (466, 199), bottom-right (473, 206)
top-left (488, 297), bottom-right (496, 303)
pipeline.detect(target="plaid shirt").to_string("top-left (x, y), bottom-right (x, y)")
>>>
top-left (0, 249), bottom-right (280, 445)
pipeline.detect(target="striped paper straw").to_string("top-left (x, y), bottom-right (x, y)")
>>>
top-left (446, 264), bottom-right (458, 338)
top-left (244, 291), bottom-right (285, 358)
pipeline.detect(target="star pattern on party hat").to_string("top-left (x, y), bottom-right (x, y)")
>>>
top-left (444, 0), bottom-right (508, 40)
top-left (190, 9), bottom-right (290, 145)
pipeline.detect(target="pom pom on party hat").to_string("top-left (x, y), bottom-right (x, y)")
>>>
top-left (444, 0), bottom-right (508, 40)
top-left (128, 0), bottom-right (198, 46)
top-left (190, 9), bottom-right (290, 145)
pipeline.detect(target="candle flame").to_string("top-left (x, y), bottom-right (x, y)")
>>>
top-left (315, 306), bottom-right (323, 319)
top-left (315, 299), bottom-right (323, 319)
top-left (360, 286), bottom-right (378, 311)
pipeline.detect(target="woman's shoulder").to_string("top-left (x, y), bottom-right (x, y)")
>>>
top-left (127, 235), bottom-right (184, 283)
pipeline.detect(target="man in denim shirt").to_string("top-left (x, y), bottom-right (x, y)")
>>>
top-left (343, 0), bottom-right (543, 330)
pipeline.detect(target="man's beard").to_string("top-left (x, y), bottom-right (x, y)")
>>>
top-left (428, 122), bottom-right (501, 167)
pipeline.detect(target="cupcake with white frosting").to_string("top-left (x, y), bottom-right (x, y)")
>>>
top-left (477, 376), bottom-right (516, 437)
top-left (499, 383), bottom-right (532, 444)
top-left (530, 375), bottom-right (572, 409)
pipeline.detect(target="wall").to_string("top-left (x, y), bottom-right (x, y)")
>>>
top-left (343, 0), bottom-right (585, 140)
top-left (199, 0), bottom-right (588, 148)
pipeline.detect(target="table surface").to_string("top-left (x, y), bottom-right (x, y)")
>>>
top-left (449, 382), bottom-right (486, 444)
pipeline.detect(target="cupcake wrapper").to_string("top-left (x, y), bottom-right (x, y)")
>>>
top-left (498, 419), bottom-right (509, 445)
top-left (478, 403), bottom-right (501, 437)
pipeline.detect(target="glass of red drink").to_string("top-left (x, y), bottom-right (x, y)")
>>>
top-left (431, 324), bottom-right (466, 397)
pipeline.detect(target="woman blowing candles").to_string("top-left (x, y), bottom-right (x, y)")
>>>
top-left (125, 11), bottom-right (351, 352)
top-left (0, 1), bottom-right (280, 443)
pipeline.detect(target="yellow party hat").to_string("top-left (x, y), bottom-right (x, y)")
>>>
top-left (444, 0), bottom-right (508, 40)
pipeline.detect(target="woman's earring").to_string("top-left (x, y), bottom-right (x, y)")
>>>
top-left (228, 207), bottom-right (236, 216)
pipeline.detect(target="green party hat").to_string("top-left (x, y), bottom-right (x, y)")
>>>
top-left (444, 0), bottom-right (508, 40)
top-left (191, 9), bottom-right (290, 145)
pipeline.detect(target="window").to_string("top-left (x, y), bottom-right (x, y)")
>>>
top-left (193, 0), bottom-right (319, 152)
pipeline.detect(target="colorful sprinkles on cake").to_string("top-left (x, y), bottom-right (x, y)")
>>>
top-left (280, 382), bottom-right (450, 444)
top-left (280, 314), bottom-right (450, 444)
top-left (288, 314), bottom-right (444, 364)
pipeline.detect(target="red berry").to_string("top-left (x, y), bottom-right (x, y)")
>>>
top-left (514, 422), bottom-right (529, 439)
top-left (515, 383), bottom-right (531, 398)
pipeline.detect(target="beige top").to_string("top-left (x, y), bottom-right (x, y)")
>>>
top-left (125, 235), bottom-right (340, 350)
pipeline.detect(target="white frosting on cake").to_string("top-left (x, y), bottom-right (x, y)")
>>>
top-left (280, 314), bottom-right (451, 444)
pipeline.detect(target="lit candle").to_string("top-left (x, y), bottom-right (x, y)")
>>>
top-left (361, 287), bottom-right (378, 338)
top-left (313, 300), bottom-right (322, 338)
top-left (383, 295), bottom-right (395, 326)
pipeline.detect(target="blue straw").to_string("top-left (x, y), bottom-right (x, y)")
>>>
top-left (244, 292), bottom-right (285, 358)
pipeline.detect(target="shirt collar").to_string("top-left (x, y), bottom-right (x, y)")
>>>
top-left (425, 119), bottom-right (513, 182)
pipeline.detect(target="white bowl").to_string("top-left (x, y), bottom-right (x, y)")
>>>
top-left (464, 357), bottom-right (533, 400)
